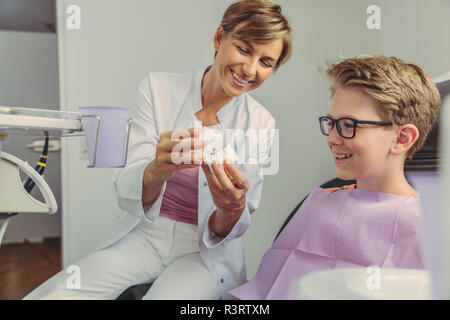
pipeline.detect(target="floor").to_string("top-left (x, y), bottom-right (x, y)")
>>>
top-left (0, 237), bottom-right (61, 300)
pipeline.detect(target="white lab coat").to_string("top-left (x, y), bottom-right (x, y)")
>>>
top-left (98, 67), bottom-right (276, 299)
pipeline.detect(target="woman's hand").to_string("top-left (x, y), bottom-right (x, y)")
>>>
top-left (202, 163), bottom-right (250, 236)
top-left (149, 127), bottom-right (204, 181)
top-left (142, 127), bottom-right (203, 206)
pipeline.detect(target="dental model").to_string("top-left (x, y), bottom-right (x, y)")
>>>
top-left (209, 144), bottom-right (238, 164)
top-left (201, 127), bottom-right (238, 164)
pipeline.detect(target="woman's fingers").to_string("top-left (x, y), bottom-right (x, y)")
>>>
top-left (224, 164), bottom-right (249, 189)
top-left (160, 127), bottom-right (203, 151)
top-left (211, 163), bottom-right (235, 193)
top-left (170, 137), bottom-right (204, 153)
top-left (171, 127), bottom-right (203, 139)
top-left (156, 135), bottom-right (203, 165)
top-left (202, 163), bottom-right (222, 191)
top-left (153, 128), bottom-right (204, 180)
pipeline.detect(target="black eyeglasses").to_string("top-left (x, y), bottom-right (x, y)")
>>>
top-left (319, 116), bottom-right (393, 139)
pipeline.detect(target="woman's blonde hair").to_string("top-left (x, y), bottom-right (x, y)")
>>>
top-left (326, 55), bottom-right (441, 158)
top-left (220, 0), bottom-right (292, 70)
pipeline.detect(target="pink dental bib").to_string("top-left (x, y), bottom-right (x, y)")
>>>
top-left (229, 186), bottom-right (425, 300)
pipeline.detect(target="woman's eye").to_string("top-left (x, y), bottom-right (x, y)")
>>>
top-left (261, 60), bottom-right (273, 68)
top-left (237, 46), bottom-right (249, 54)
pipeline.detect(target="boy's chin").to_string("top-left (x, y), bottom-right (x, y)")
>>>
top-left (335, 169), bottom-right (356, 181)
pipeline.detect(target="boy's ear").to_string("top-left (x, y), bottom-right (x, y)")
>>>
top-left (390, 124), bottom-right (420, 157)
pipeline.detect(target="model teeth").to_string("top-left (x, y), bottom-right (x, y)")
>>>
top-left (232, 70), bottom-right (249, 84)
top-left (335, 154), bottom-right (353, 159)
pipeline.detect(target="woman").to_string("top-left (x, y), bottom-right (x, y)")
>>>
top-left (25, 0), bottom-right (292, 300)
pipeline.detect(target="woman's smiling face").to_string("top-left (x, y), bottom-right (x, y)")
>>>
top-left (326, 86), bottom-right (397, 182)
top-left (212, 26), bottom-right (283, 98)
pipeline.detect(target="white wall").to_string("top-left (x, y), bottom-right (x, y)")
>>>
top-left (56, 0), bottom-right (450, 279)
top-left (378, 0), bottom-right (450, 78)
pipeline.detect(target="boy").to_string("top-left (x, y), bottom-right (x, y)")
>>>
top-left (229, 55), bottom-right (441, 299)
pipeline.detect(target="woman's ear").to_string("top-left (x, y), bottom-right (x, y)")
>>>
top-left (214, 25), bottom-right (224, 51)
top-left (390, 124), bottom-right (420, 157)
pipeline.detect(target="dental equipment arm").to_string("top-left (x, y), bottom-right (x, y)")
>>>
top-left (0, 133), bottom-right (56, 246)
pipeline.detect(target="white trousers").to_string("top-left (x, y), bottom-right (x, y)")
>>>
top-left (24, 216), bottom-right (221, 300)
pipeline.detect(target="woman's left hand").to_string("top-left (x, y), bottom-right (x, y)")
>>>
top-left (201, 163), bottom-right (250, 216)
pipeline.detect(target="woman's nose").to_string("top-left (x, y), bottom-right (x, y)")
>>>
top-left (242, 58), bottom-right (258, 78)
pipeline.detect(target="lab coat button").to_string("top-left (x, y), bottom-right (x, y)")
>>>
top-left (204, 182), bottom-right (208, 186)
top-left (220, 278), bottom-right (224, 283)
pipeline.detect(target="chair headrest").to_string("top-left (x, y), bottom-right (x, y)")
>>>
top-left (404, 73), bottom-right (450, 172)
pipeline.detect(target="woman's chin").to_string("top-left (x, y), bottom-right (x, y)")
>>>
top-left (226, 82), bottom-right (249, 97)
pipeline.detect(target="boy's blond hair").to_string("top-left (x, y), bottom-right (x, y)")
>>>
top-left (326, 55), bottom-right (441, 157)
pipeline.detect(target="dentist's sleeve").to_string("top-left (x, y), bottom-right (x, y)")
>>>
top-left (112, 75), bottom-right (166, 223)
top-left (203, 117), bottom-right (276, 248)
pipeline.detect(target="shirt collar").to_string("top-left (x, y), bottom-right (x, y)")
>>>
top-left (190, 68), bottom-right (205, 114)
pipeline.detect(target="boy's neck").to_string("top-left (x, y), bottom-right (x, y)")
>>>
top-left (356, 167), bottom-right (416, 197)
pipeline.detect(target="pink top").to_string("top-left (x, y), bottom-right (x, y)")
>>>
top-left (159, 167), bottom-right (199, 225)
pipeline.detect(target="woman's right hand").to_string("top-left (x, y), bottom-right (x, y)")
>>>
top-left (142, 127), bottom-right (203, 206)
top-left (145, 127), bottom-right (203, 181)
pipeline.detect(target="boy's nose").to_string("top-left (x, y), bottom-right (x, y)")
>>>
top-left (326, 125), bottom-right (343, 146)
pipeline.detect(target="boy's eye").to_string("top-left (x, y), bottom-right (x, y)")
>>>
top-left (341, 120), bottom-right (354, 129)
top-left (344, 123), bottom-right (353, 128)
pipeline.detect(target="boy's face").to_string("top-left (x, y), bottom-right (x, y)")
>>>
top-left (326, 86), bottom-right (396, 182)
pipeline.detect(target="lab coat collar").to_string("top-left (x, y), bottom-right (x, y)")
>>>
top-left (190, 66), bottom-right (243, 130)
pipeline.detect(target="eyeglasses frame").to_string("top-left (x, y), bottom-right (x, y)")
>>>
top-left (318, 116), bottom-right (393, 139)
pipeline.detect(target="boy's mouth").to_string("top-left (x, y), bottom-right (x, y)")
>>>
top-left (334, 153), bottom-right (353, 160)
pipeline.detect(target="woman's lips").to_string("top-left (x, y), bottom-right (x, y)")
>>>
top-left (230, 68), bottom-right (252, 88)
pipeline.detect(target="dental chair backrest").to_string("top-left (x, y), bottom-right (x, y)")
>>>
top-left (404, 76), bottom-right (449, 172)
top-left (406, 74), bottom-right (450, 300)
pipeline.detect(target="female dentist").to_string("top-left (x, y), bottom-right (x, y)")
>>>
top-left (25, 0), bottom-right (292, 300)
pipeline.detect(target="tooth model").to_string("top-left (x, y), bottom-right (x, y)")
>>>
top-left (201, 127), bottom-right (238, 164)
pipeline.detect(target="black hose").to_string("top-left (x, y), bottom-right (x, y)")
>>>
top-left (23, 131), bottom-right (49, 193)
top-left (1, 132), bottom-right (50, 223)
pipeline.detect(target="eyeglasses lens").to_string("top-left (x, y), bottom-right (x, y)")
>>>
top-left (338, 119), bottom-right (355, 138)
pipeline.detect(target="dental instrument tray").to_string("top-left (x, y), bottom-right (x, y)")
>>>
top-left (0, 105), bottom-right (82, 137)
top-left (0, 105), bottom-right (132, 245)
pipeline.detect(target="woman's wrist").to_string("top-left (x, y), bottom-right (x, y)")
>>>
top-left (144, 160), bottom-right (165, 186)
top-left (209, 208), bottom-right (244, 237)
top-left (142, 160), bottom-right (166, 206)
